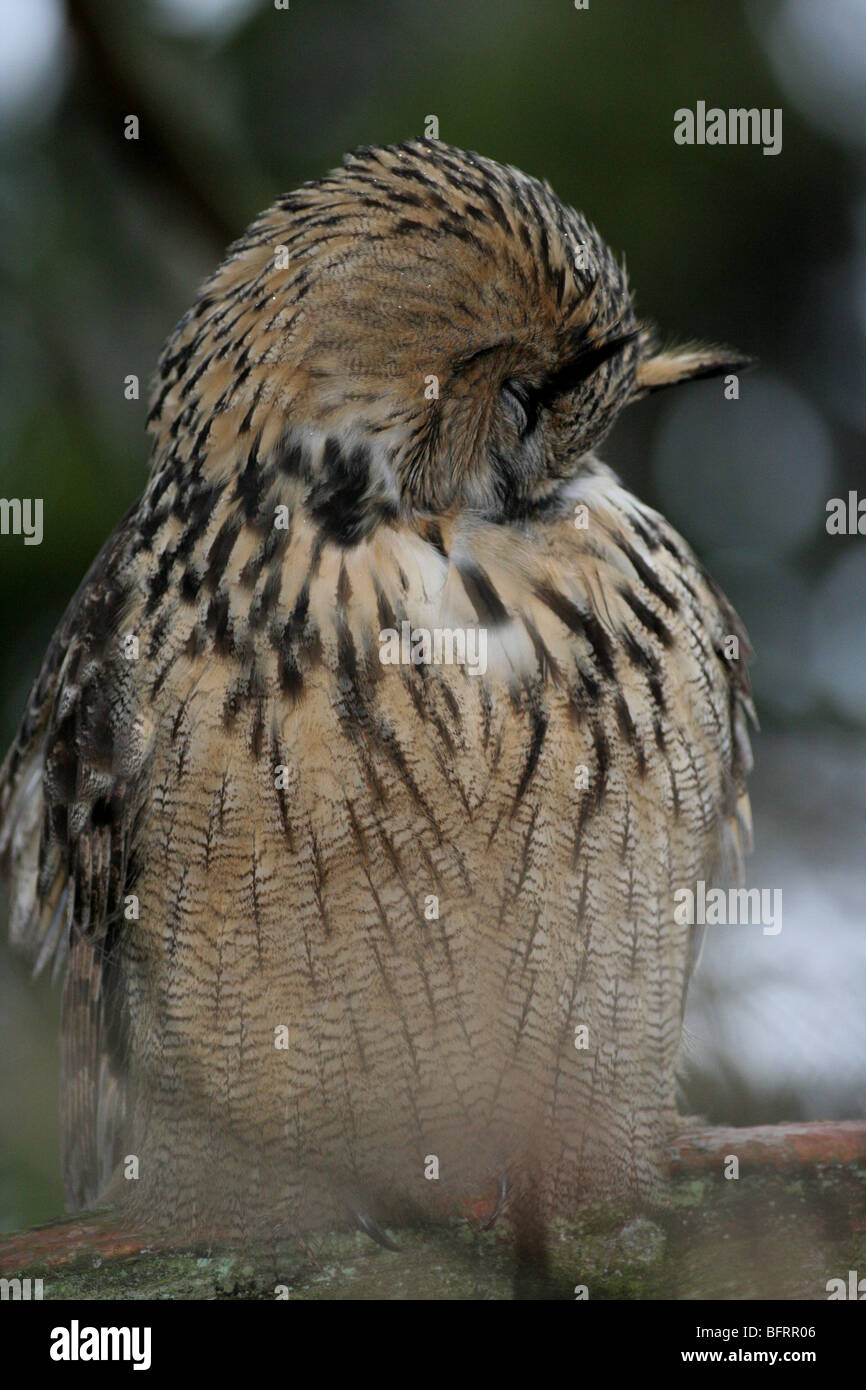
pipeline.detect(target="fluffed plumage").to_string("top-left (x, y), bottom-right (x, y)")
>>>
top-left (0, 140), bottom-right (754, 1245)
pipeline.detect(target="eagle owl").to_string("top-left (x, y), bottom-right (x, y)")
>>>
top-left (0, 141), bottom-right (753, 1248)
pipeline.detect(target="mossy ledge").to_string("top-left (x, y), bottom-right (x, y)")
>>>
top-left (2, 1122), bottom-right (865, 1300)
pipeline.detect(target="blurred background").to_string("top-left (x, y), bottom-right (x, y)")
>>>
top-left (0, 0), bottom-right (864, 1231)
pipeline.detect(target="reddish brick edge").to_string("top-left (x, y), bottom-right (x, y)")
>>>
top-left (0, 1213), bottom-right (170, 1273)
top-left (668, 1119), bottom-right (866, 1173)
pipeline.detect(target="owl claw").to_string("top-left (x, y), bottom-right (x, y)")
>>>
top-left (480, 1170), bottom-right (509, 1230)
top-left (354, 1207), bottom-right (400, 1251)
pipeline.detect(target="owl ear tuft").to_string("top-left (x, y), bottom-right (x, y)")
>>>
top-left (632, 336), bottom-right (754, 396)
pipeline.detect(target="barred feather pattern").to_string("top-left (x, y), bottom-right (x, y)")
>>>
top-left (0, 141), bottom-right (753, 1236)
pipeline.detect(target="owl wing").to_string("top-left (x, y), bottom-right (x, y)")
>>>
top-left (685, 564), bottom-right (754, 1004)
top-left (0, 519), bottom-right (151, 1206)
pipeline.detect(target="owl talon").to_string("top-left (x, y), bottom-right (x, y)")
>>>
top-left (354, 1208), bottom-right (400, 1251)
top-left (480, 1170), bottom-right (509, 1230)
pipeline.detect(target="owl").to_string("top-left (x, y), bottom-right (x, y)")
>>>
top-left (0, 141), bottom-right (753, 1257)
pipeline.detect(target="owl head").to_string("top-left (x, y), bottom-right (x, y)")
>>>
top-left (148, 141), bottom-right (746, 534)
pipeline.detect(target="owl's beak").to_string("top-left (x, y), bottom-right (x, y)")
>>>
top-left (632, 336), bottom-right (754, 397)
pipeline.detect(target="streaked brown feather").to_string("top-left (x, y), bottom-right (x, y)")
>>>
top-left (0, 140), bottom-right (753, 1237)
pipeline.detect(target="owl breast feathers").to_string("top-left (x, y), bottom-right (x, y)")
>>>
top-left (0, 141), bottom-right (753, 1238)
